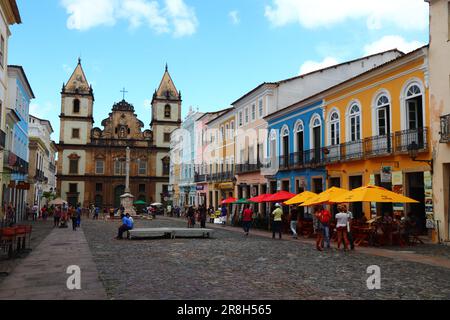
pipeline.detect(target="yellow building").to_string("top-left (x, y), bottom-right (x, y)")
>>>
top-left (320, 46), bottom-right (433, 238)
top-left (204, 108), bottom-right (236, 211)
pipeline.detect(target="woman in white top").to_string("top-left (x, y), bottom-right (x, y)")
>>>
top-left (335, 205), bottom-right (350, 251)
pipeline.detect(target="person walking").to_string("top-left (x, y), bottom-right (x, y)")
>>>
top-left (319, 206), bottom-right (332, 249)
top-left (199, 205), bottom-right (207, 228)
top-left (271, 203), bottom-right (283, 239)
top-left (93, 206), bottom-right (100, 220)
top-left (343, 205), bottom-right (355, 250)
top-left (32, 203), bottom-right (38, 221)
top-left (335, 205), bottom-right (350, 251)
top-left (69, 206), bottom-right (78, 231)
top-left (290, 206), bottom-right (299, 239)
top-left (76, 205), bottom-right (82, 227)
top-left (187, 206), bottom-right (195, 228)
top-left (313, 206), bottom-right (324, 251)
top-left (54, 206), bottom-right (61, 227)
top-left (242, 205), bottom-right (253, 236)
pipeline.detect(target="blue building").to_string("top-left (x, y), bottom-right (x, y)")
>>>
top-left (265, 99), bottom-right (327, 197)
top-left (4, 65), bottom-right (34, 221)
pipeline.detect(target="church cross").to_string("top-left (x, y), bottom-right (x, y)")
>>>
top-left (121, 87), bottom-right (128, 100)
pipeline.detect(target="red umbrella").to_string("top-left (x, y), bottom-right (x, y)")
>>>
top-left (221, 197), bottom-right (237, 205)
top-left (266, 191), bottom-right (296, 203)
top-left (248, 194), bottom-right (271, 203)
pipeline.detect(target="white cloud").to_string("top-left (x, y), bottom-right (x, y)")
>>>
top-left (299, 57), bottom-right (339, 75)
top-left (30, 102), bottom-right (54, 120)
top-left (364, 36), bottom-right (425, 55)
top-left (265, 0), bottom-right (428, 30)
top-left (61, 0), bottom-right (197, 37)
top-left (229, 10), bottom-right (240, 25)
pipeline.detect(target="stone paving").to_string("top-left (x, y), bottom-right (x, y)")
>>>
top-left (83, 217), bottom-right (450, 300)
top-left (0, 224), bottom-right (107, 300)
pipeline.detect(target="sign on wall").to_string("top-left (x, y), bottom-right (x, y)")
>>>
top-left (380, 166), bottom-right (392, 183)
top-left (424, 171), bottom-right (434, 229)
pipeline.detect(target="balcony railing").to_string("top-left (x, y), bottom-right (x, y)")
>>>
top-left (394, 127), bottom-right (428, 153)
top-left (3, 150), bottom-right (29, 174)
top-left (235, 162), bottom-right (261, 174)
top-left (0, 130), bottom-right (5, 150)
top-left (364, 134), bottom-right (393, 158)
top-left (35, 169), bottom-right (45, 182)
top-left (194, 174), bottom-right (207, 182)
top-left (440, 114), bottom-right (450, 143)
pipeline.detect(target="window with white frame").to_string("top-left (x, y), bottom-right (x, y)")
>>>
top-left (251, 104), bottom-right (256, 121)
top-left (239, 112), bottom-right (243, 126)
top-left (349, 104), bottom-right (361, 141)
top-left (329, 111), bottom-right (340, 145)
top-left (138, 160), bottom-right (147, 175)
top-left (376, 95), bottom-right (390, 136)
top-left (225, 123), bottom-right (229, 140)
top-left (245, 108), bottom-right (249, 124)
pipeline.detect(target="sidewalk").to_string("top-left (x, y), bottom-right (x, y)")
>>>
top-left (163, 216), bottom-right (450, 270)
top-left (0, 226), bottom-right (107, 300)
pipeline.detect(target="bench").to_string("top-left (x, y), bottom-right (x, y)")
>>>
top-left (127, 228), bottom-right (214, 240)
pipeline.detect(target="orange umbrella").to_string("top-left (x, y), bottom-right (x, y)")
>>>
top-left (300, 187), bottom-right (349, 207)
top-left (284, 191), bottom-right (317, 205)
top-left (330, 185), bottom-right (419, 203)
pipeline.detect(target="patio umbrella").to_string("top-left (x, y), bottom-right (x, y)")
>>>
top-left (222, 197), bottom-right (238, 205)
top-left (330, 185), bottom-right (419, 203)
top-left (233, 198), bottom-right (255, 205)
top-left (284, 191), bottom-right (318, 205)
top-left (248, 194), bottom-right (271, 203)
top-left (134, 200), bottom-right (147, 205)
top-left (300, 187), bottom-right (349, 207)
top-left (49, 198), bottom-right (67, 206)
top-left (265, 191), bottom-right (296, 203)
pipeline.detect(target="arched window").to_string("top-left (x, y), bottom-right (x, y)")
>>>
top-left (349, 104), bottom-right (361, 142)
top-left (281, 125), bottom-right (290, 156)
top-left (164, 104), bottom-right (171, 118)
top-left (269, 129), bottom-right (277, 160)
top-left (73, 99), bottom-right (80, 113)
top-left (329, 111), bottom-right (340, 146)
top-left (376, 95), bottom-right (390, 136)
top-left (405, 84), bottom-right (423, 131)
top-left (294, 120), bottom-right (304, 165)
top-left (310, 115), bottom-right (322, 163)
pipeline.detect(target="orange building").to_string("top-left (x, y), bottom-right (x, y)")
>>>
top-left (318, 47), bottom-right (433, 238)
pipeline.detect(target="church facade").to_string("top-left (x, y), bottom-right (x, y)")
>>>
top-left (56, 60), bottom-right (181, 208)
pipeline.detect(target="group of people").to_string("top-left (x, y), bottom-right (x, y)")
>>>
top-left (185, 205), bottom-right (208, 228)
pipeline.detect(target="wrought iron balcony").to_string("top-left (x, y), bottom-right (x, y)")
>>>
top-left (3, 150), bottom-right (29, 174)
top-left (235, 162), bottom-right (261, 174)
top-left (0, 130), bottom-right (5, 150)
top-left (194, 173), bottom-right (207, 182)
top-left (440, 114), bottom-right (450, 143)
top-left (340, 140), bottom-right (364, 161)
top-left (394, 127), bottom-right (428, 153)
top-left (364, 134), bottom-right (393, 158)
top-left (35, 169), bottom-right (45, 182)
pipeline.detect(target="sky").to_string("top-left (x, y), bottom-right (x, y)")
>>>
top-left (8, 0), bottom-right (430, 141)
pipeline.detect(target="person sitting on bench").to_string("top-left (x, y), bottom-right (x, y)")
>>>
top-left (116, 213), bottom-right (134, 240)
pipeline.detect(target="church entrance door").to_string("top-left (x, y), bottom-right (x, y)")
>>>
top-left (114, 185), bottom-right (125, 208)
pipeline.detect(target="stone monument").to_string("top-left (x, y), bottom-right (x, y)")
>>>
top-left (120, 147), bottom-right (137, 216)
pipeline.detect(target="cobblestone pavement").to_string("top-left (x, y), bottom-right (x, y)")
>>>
top-left (83, 217), bottom-right (450, 300)
top-left (0, 220), bottom-right (54, 285)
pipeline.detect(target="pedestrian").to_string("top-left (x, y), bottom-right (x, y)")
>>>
top-left (199, 205), bottom-right (207, 228)
top-left (69, 206), bottom-right (77, 231)
top-left (187, 206), bottom-right (195, 228)
top-left (76, 205), bottom-right (82, 227)
top-left (271, 203), bottom-right (283, 239)
top-left (242, 204), bottom-right (253, 236)
top-left (343, 205), bottom-right (355, 250)
top-left (94, 206), bottom-right (100, 220)
top-left (335, 205), bottom-right (350, 251)
top-left (220, 205), bottom-right (227, 226)
top-left (32, 203), bottom-right (38, 221)
top-left (54, 206), bottom-right (61, 227)
top-left (313, 206), bottom-right (324, 251)
top-left (290, 206), bottom-right (299, 239)
top-left (318, 205), bottom-right (332, 249)
top-left (41, 205), bottom-right (48, 221)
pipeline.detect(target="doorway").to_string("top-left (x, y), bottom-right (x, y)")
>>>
top-left (114, 185), bottom-right (125, 208)
top-left (349, 176), bottom-right (363, 219)
top-left (375, 174), bottom-right (393, 217)
top-left (312, 178), bottom-right (323, 194)
top-left (406, 172), bottom-right (426, 234)
top-left (313, 126), bottom-right (321, 163)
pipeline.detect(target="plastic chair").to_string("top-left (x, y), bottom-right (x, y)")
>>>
top-left (1, 228), bottom-right (17, 258)
top-left (16, 225), bottom-right (32, 251)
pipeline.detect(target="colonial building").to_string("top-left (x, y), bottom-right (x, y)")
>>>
top-left (0, 0), bottom-right (21, 220)
top-left (57, 61), bottom-right (180, 208)
top-left (28, 115), bottom-right (57, 209)
top-left (3, 65), bottom-right (33, 221)
top-left (426, 0), bottom-right (450, 243)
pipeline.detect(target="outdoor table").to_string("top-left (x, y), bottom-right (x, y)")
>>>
top-left (353, 225), bottom-right (374, 246)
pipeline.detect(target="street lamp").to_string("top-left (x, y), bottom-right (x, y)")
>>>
top-left (407, 141), bottom-right (433, 173)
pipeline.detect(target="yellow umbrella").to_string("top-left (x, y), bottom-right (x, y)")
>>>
top-left (300, 187), bottom-right (349, 207)
top-left (330, 185), bottom-right (419, 203)
top-left (284, 191), bottom-right (317, 205)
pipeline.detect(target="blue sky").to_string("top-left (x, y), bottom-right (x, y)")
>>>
top-left (8, 0), bottom-right (429, 140)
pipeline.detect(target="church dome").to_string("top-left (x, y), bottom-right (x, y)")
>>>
top-left (112, 99), bottom-right (135, 112)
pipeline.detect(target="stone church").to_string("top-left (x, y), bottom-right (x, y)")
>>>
top-left (56, 60), bottom-right (181, 208)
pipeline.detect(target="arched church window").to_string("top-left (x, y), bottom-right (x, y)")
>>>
top-left (73, 99), bottom-right (80, 113)
top-left (165, 104), bottom-right (171, 118)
